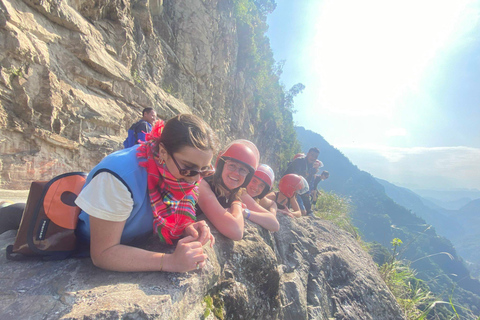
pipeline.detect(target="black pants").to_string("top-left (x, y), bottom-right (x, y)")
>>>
top-left (0, 203), bottom-right (25, 234)
top-left (300, 192), bottom-right (312, 214)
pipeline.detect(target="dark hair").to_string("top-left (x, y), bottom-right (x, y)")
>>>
top-left (142, 108), bottom-right (154, 116)
top-left (159, 114), bottom-right (218, 155)
top-left (308, 147), bottom-right (320, 154)
top-left (322, 170), bottom-right (329, 178)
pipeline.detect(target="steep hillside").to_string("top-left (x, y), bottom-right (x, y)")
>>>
top-left (376, 178), bottom-right (463, 241)
top-left (454, 199), bottom-right (480, 279)
top-left (295, 126), bottom-right (480, 314)
top-left (378, 178), bottom-right (480, 280)
top-left (0, 0), bottom-right (298, 189)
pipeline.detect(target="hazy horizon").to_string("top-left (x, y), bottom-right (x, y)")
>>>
top-left (267, 0), bottom-right (480, 192)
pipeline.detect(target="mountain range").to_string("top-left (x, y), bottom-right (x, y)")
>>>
top-left (412, 188), bottom-right (480, 210)
top-left (295, 126), bottom-right (480, 312)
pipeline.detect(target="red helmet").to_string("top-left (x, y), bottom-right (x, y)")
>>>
top-left (216, 139), bottom-right (260, 188)
top-left (252, 164), bottom-right (275, 199)
top-left (293, 153), bottom-right (305, 160)
top-left (279, 174), bottom-right (309, 198)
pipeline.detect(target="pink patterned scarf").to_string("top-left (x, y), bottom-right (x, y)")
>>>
top-left (136, 120), bottom-right (199, 244)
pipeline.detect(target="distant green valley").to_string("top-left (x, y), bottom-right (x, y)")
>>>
top-left (295, 126), bottom-right (480, 317)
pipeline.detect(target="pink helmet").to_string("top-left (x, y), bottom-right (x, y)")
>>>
top-left (279, 174), bottom-right (309, 198)
top-left (216, 139), bottom-right (260, 188)
top-left (313, 160), bottom-right (324, 169)
top-left (252, 164), bottom-right (275, 199)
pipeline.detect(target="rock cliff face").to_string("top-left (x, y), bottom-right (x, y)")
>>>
top-left (0, 0), bottom-right (259, 189)
top-left (0, 215), bottom-right (405, 320)
top-left (0, 1), bottom-right (406, 319)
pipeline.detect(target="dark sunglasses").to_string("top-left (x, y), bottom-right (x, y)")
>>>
top-left (170, 153), bottom-right (215, 177)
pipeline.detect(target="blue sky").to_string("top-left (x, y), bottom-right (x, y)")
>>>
top-left (266, 0), bottom-right (480, 191)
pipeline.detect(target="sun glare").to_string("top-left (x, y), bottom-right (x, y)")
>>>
top-left (305, 0), bottom-right (475, 118)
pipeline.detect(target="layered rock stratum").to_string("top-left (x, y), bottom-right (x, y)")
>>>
top-left (1, 0), bottom-right (266, 189)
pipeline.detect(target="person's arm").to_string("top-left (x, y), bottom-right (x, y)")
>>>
top-left (241, 193), bottom-right (279, 232)
top-left (77, 172), bottom-right (208, 272)
top-left (197, 180), bottom-right (244, 240)
top-left (259, 197), bottom-right (277, 215)
top-left (89, 217), bottom-right (207, 272)
top-left (288, 196), bottom-right (303, 218)
top-left (264, 192), bottom-right (295, 218)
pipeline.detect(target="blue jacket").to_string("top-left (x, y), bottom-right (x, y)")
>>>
top-left (123, 120), bottom-right (151, 148)
top-left (76, 146), bottom-right (153, 244)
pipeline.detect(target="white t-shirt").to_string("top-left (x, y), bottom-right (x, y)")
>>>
top-left (75, 172), bottom-right (134, 222)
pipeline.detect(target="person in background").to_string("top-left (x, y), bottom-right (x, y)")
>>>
top-left (243, 164), bottom-right (279, 231)
top-left (264, 174), bottom-right (309, 218)
top-left (310, 170), bottom-right (330, 206)
top-left (76, 114), bottom-right (217, 273)
top-left (306, 160), bottom-right (323, 201)
top-left (283, 147), bottom-right (320, 215)
top-left (123, 107), bottom-right (157, 148)
top-left (196, 140), bottom-right (260, 240)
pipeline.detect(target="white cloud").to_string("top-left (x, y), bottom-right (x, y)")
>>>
top-left (337, 145), bottom-right (480, 190)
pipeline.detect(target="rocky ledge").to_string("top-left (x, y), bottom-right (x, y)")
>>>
top-left (0, 214), bottom-right (405, 320)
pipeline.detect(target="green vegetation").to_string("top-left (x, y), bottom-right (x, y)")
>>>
top-left (379, 238), bottom-right (480, 320)
top-left (232, 0), bottom-right (302, 173)
top-left (314, 191), bottom-right (358, 238)
top-left (379, 238), bottom-right (435, 319)
top-left (162, 83), bottom-right (174, 95)
top-left (203, 295), bottom-right (224, 320)
top-left (7, 66), bottom-right (23, 79)
top-left (313, 189), bottom-right (480, 320)
top-left (131, 68), bottom-right (141, 85)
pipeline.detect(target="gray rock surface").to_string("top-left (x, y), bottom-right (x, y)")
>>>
top-left (0, 0), bottom-right (255, 189)
top-left (0, 215), bottom-right (405, 319)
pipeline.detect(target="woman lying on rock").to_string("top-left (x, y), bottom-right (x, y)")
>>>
top-left (197, 140), bottom-right (278, 239)
top-left (264, 174), bottom-right (309, 218)
top-left (243, 164), bottom-right (280, 231)
top-left (75, 114), bottom-right (217, 272)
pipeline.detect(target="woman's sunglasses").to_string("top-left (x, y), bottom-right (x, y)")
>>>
top-left (170, 153), bottom-right (215, 177)
top-left (224, 160), bottom-right (250, 177)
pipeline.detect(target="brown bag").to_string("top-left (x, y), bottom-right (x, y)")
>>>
top-left (6, 172), bottom-right (87, 260)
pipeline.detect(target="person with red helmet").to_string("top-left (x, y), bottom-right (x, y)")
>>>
top-left (242, 164), bottom-right (280, 231)
top-left (264, 174), bottom-right (309, 218)
top-left (283, 147), bottom-right (320, 215)
top-left (246, 164), bottom-right (275, 201)
top-left (197, 140), bottom-right (261, 240)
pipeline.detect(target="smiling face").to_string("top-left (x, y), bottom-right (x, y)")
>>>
top-left (221, 160), bottom-right (249, 190)
top-left (247, 176), bottom-right (267, 198)
top-left (143, 110), bottom-right (157, 125)
top-left (160, 145), bottom-right (213, 184)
